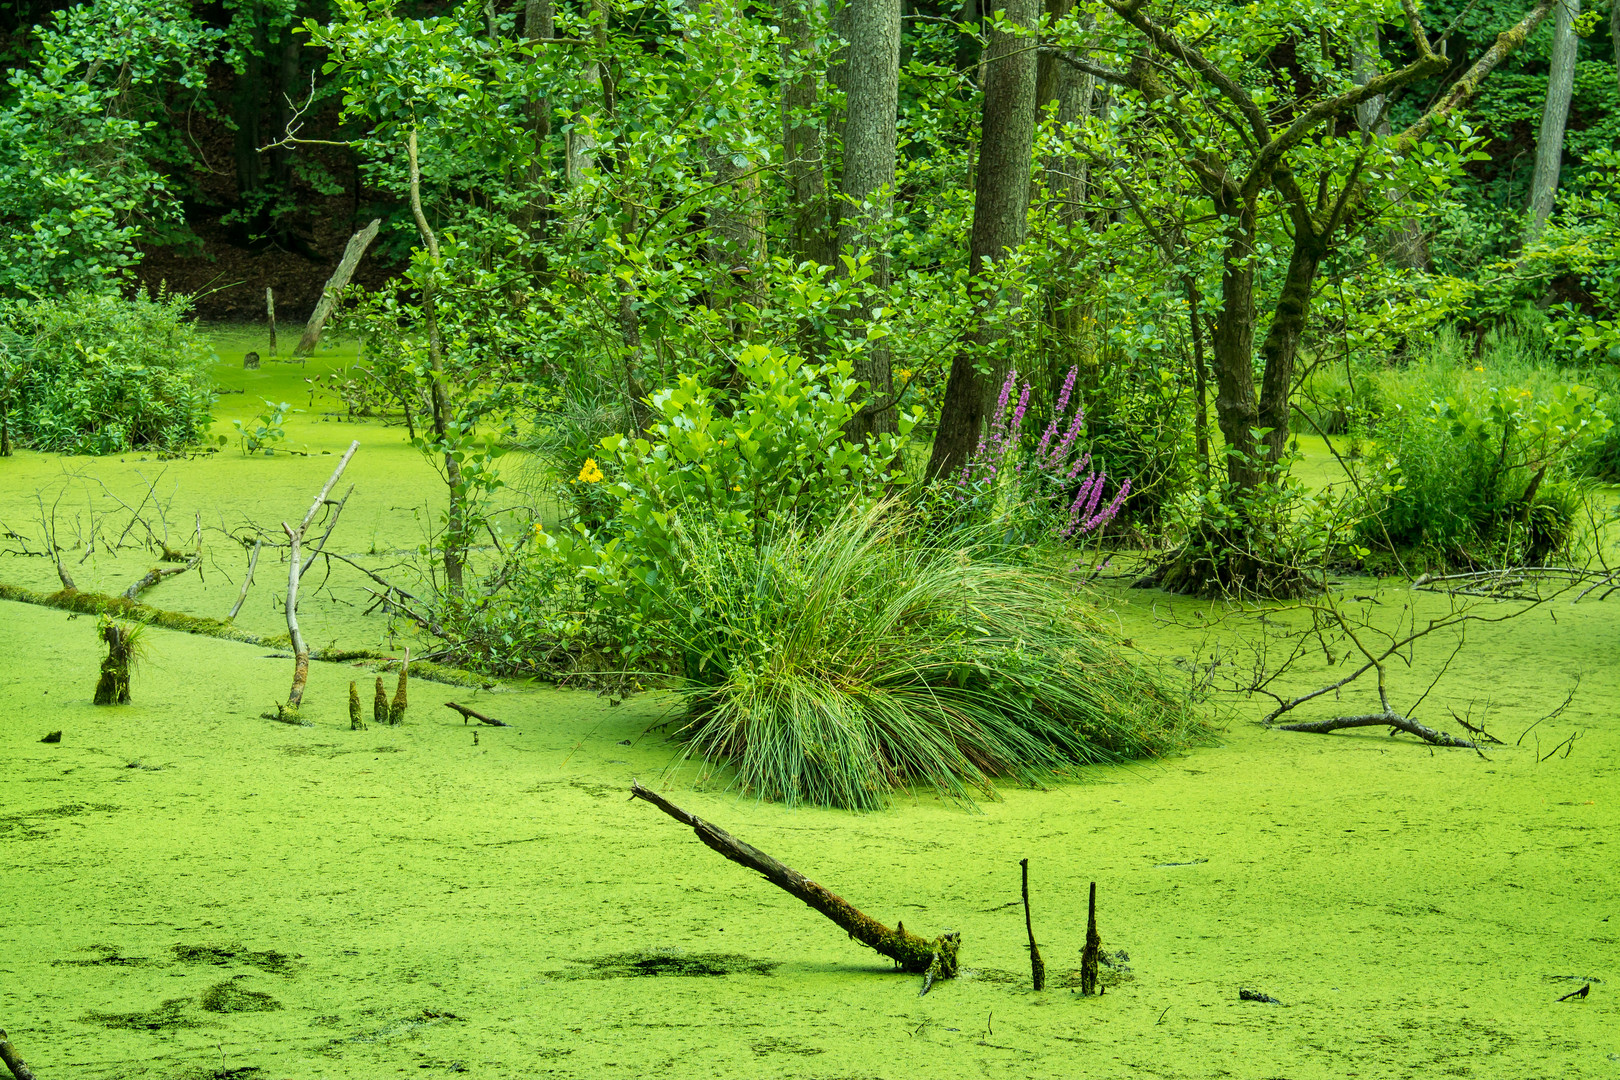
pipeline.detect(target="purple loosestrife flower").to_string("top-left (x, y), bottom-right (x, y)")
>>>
top-left (1037, 366), bottom-right (1079, 463)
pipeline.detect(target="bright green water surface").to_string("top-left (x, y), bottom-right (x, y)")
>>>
top-left (1, 341), bottom-right (1615, 1078)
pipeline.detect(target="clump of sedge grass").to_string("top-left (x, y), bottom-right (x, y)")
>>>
top-left (664, 503), bottom-right (1200, 810)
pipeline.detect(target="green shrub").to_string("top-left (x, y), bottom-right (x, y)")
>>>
top-left (666, 504), bottom-right (1199, 810)
top-left (1358, 376), bottom-right (1610, 566)
top-left (538, 345), bottom-right (920, 666)
top-left (0, 292), bottom-right (214, 454)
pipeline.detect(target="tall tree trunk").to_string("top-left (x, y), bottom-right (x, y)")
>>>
top-left (269, 14), bottom-right (302, 193)
top-left (1256, 215), bottom-right (1325, 465)
top-left (232, 4), bottom-right (267, 200)
top-left (524, 0), bottom-right (555, 237)
top-left (1526, 0), bottom-right (1579, 244)
top-left (1208, 206), bottom-right (1262, 492)
top-left (835, 0), bottom-right (902, 441)
top-left (781, 0), bottom-right (832, 266)
top-left (567, 0), bottom-right (605, 186)
top-left (1035, 0), bottom-right (1097, 406)
top-left (928, 0), bottom-right (1040, 479)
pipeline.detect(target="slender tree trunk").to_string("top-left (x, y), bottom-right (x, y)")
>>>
top-left (928, 0), bottom-right (1040, 479)
top-left (1035, 0), bottom-right (1097, 406)
top-left (781, 0), bottom-right (831, 266)
top-left (1526, 0), bottom-right (1580, 244)
top-left (567, 0), bottom-right (605, 186)
top-left (407, 131), bottom-right (466, 597)
top-left (524, 0), bottom-right (555, 237)
top-left (835, 0), bottom-right (902, 441)
top-left (270, 12), bottom-right (302, 192)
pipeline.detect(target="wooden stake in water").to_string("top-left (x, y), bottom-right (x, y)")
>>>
top-left (1020, 858), bottom-right (1045, 990)
top-left (267, 287), bottom-right (278, 356)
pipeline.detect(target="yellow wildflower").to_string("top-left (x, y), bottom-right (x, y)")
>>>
top-left (577, 458), bottom-right (604, 484)
top-left (1474, 365), bottom-right (1484, 372)
top-left (897, 368), bottom-right (914, 380)
top-left (732, 484), bottom-right (742, 491)
top-left (533, 520), bottom-right (545, 536)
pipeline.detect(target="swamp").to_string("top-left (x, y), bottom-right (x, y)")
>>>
top-left (1, 0), bottom-right (1619, 1075)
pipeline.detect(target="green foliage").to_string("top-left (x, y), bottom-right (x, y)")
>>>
top-left (1357, 358), bottom-right (1611, 566)
top-left (0, 0), bottom-right (218, 294)
top-left (233, 399), bottom-right (290, 456)
top-left (0, 292), bottom-right (213, 454)
top-left (538, 346), bottom-right (918, 664)
top-left (667, 504), bottom-right (1198, 810)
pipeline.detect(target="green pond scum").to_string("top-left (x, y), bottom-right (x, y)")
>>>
top-left (1, 340), bottom-right (1616, 1078)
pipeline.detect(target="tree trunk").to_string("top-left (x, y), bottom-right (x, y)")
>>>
top-left (567, 1), bottom-right (605, 186)
top-left (232, 4), bottom-right (267, 199)
top-left (1035, 0), bottom-right (1098, 408)
top-left (1256, 214), bottom-right (1325, 465)
top-left (270, 12), bottom-right (302, 192)
top-left (781, 0), bottom-right (832, 266)
top-left (1526, 0), bottom-right (1580, 244)
top-left (1209, 206), bottom-right (1263, 491)
top-left (835, 0), bottom-right (902, 441)
top-left (405, 132), bottom-right (466, 596)
top-left (927, 0), bottom-right (1040, 480)
top-left (524, 0), bottom-right (555, 236)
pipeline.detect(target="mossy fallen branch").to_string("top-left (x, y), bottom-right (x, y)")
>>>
top-left (0, 581), bottom-right (492, 688)
top-left (0, 1026), bottom-right (37, 1080)
top-left (1275, 711), bottom-right (1476, 748)
top-left (629, 781), bottom-right (959, 990)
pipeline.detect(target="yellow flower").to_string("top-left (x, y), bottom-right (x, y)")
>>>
top-left (1474, 365), bottom-right (1484, 372)
top-left (577, 458), bottom-right (604, 484)
top-left (532, 520), bottom-right (545, 536)
top-left (897, 368), bottom-right (914, 380)
top-left (732, 484), bottom-right (742, 491)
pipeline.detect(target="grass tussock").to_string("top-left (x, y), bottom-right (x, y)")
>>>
top-left (666, 505), bottom-right (1202, 810)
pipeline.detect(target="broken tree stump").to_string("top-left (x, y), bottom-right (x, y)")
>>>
top-left (295, 219), bottom-right (381, 357)
top-left (1080, 881), bottom-right (1102, 996)
top-left (629, 781), bottom-right (959, 988)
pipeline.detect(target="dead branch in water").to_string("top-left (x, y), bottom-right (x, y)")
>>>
top-left (629, 781), bottom-right (959, 990)
top-left (443, 701), bottom-right (510, 726)
top-left (1275, 711), bottom-right (1476, 747)
top-left (283, 441), bottom-right (359, 709)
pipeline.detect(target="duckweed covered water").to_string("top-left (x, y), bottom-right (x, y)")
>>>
top-left (1, 342), bottom-right (1616, 1078)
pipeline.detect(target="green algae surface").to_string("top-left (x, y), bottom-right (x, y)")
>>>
top-left (2, 579), bottom-right (1617, 1078)
top-left (2, 340), bottom-right (1618, 1078)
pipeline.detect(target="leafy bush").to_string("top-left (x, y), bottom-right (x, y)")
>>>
top-left (1358, 376), bottom-right (1610, 566)
top-left (539, 345), bottom-right (920, 665)
top-left (666, 504), bottom-right (1198, 810)
top-left (0, 292), bottom-right (214, 454)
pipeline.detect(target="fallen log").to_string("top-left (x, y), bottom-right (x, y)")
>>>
top-left (443, 701), bottom-right (510, 727)
top-left (1275, 711), bottom-right (1476, 748)
top-left (122, 553), bottom-right (198, 601)
top-left (628, 781), bottom-right (959, 989)
top-left (0, 1027), bottom-right (37, 1080)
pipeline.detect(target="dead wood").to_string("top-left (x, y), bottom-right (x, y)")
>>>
top-left (1020, 858), bottom-right (1044, 991)
top-left (443, 701), bottom-right (510, 726)
top-left (122, 553), bottom-right (198, 601)
top-left (283, 441), bottom-right (359, 707)
top-left (295, 219), bottom-right (381, 356)
top-left (0, 1027), bottom-right (37, 1080)
top-left (1080, 881), bottom-right (1101, 996)
top-left (1275, 711), bottom-right (1476, 747)
top-left (629, 781), bottom-right (959, 987)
